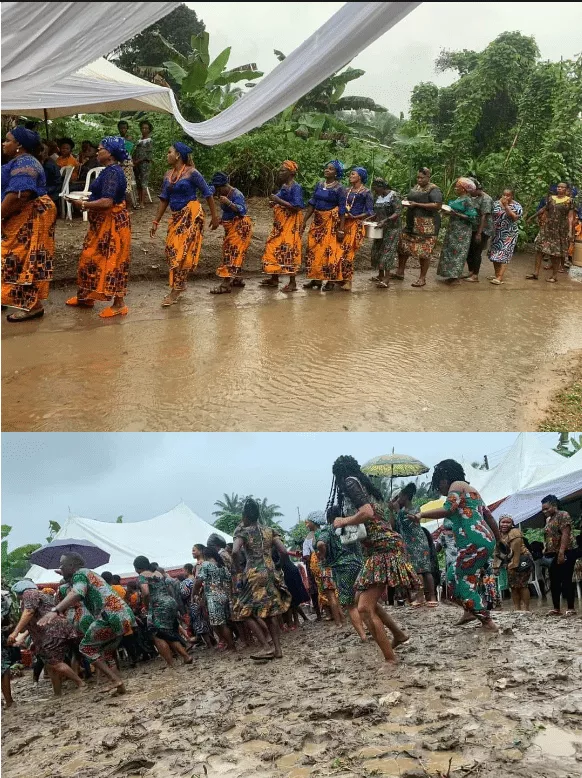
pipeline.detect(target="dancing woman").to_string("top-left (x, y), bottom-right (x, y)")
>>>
top-left (210, 171), bottom-right (253, 294)
top-left (301, 160), bottom-right (346, 290)
top-left (261, 160), bottom-right (304, 292)
top-left (150, 142), bottom-right (219, 306)
top-left (330, 455), bottom-right (417, 662)
top-left (415, 459), bottom-right (502, 631)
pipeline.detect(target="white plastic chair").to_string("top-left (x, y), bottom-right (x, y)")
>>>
top-left (146, 186), bottom-right (153, 203)
top-left (80, 167), bottom-right (104, 222)
top-left (528, 567), bottom-right (542, 599)
top-left (59, 166), bottom-right (75, 220)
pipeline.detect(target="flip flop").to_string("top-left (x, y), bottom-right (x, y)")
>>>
top-left (210, 285), bottom-right (231, 295)
top-left (66, 297), bottom-right (94, 308)
top-left (525, 274), bottom-right (538, 280)
top-left (426, 601), bottom-right (439, 608)
top-left (564, 610), bottom-right (577, 617)
top-left (546, 278), bottom-right (557, 283)
top-left (390, 273), bottom-right (405, 281)
top-left (376, 281), bottom-right (389, 288)
top-left (6, 308), bottom-right (44, 322)
top-left (161, 297), bottom-right (179, 307)
top-left (99, 306), bottom-right (128, 319)
top-left (410, 601), bottom-right (425, 608)
top-left (250, 652), bottom-right (275, 661)
top-left (489, 279), bottom-right (504, 285)
top-left (411, 280), bottom-right (426, 288)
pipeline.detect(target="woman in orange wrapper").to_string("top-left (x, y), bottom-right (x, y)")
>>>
top-left (66, 136), bottom-right (132, 318)
top-left (210, 171), bottom-right (253, 294)
top-left (301, 160), bottom-right (346, 291)
top-left (260, 160), bottom-right (304, 292)
top-left (336, 167), bottom-right (374, 291)
top-left (2, 126), bottom-right (57, 322)
top-left (150, 142), bottom-right (219, 306)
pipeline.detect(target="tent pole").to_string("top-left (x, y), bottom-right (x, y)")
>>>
top-left (44, 109), bottom-right (49, 141)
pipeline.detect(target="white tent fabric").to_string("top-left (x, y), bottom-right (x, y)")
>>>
top-left (458, 458), bottom-right (490, 492)
top-left (1, 58), bottom-right (177, 119)
top-left (479, 433), bottom-right (563, 507)
top-left (492, 455), bottom-right (582, 525)
top-left (25, 502), bottom-right (231, 585)
top-left (1, 1), bottom-right (178, 102)
top-left (2, 1), bottom-right (421, 146)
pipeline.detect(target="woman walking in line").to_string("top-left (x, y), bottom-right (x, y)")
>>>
top-left (436, 177), bottom-right (478, 283)
top-left (487, 188), bottom-right (522, 284)
top-left (210, 171), bottom-right (253, 294)
top-left (335, 167), bottom-right (374, 291)
top-left (527, 182), bottom-right (575, 282)
top-left (370, 177), bottom-right (402, 289)
top-left (150, 142), bottom-right (220, 306)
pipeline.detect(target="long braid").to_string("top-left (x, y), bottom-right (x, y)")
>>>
top-left (332, 455), bottom-right (383, 502)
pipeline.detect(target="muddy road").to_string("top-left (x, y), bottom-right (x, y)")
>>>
top-left (2, 603), bottom-right (581, 778)
top-left (2, 202), bottom-right (581, 432)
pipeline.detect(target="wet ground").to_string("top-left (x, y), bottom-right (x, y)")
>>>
top-left (2, 602), bottom-right (581, 778)
top-left (2, 202), bottom-right (581, 432)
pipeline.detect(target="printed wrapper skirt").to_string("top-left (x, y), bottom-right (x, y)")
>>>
top-left (216, 216), bottom-right (253, 278)
top-left (234, 567), bottom-right (291, 619)
top-left (1, 195), bottom-right (56, 310)
top-left (262, 205), bottom-right (302, 275)
top-left (339, 218), bottom-right (365, 282)
top-left (77, 203), bottom-right (131, 300)
top-left (306, 208), bottom-right (342, 281)
top-left (371, 226), bottom-right (401, 271)
top-left (356, 533), bottom-right (421, 592)
top-left (166, 199), bottom-right (205, 290)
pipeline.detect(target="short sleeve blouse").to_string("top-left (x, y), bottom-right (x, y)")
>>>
top-left (159, 168), bottom-right (213, 212)
top-left (1, 154), bottom-right (47, 201)
top-left (221, 187), bottom-right (248, 221)
top-left (89, 165), bottom-right (127, 204)
top-left (308, 182), bottom-right (346, 214)
top-left (276, 181), bottom-right (304, 208)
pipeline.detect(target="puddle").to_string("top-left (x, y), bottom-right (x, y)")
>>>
top-left (534, 725), bottom-right (582, 757)
top-left (240, 739), bottom-right (272, 754)
top-left (365, 756), bottom-right (419, 774)
top-left (277, 752), bottom-right (301, 768)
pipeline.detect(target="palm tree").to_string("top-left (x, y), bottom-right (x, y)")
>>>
top-left (212, 493), bottom-right (243, 532)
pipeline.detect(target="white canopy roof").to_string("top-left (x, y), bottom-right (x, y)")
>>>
top-left (1, 58), bottom-right (176, 120)
top-left (25, 502), bottom-right (231, 585)
top-left (492, 449), bottom-right (582, 525)
top-left (479, 433), bottom-right (563, 507)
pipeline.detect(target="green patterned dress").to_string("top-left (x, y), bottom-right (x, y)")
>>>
top-left (444, 489), bottom-right (496, 619)
top-left (395, 508), bottom-right (431, 574)
top-left (437, 195), bottom-right (478, 278)
top-left (198, 561), bottom-right (232, 626)
top-left (233, 524), bottom-right (291, 619)
top-left (343, 477), bottom-right (420, 593)
top-left (315, 524), bottom-right (362, 606)
top-left (370, 191), bottom-right (402, 271)
top-left (70, 569), bottom-right (135, 663)
top-left (138, 573), bottom-right (180, 642)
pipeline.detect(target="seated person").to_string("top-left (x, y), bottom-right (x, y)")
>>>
top-left (69, 143), bottom-right (100, 190)
top-left (38, 142), bottom-right (62, 206)
top-left (55, 137), bottom-right (78, 168)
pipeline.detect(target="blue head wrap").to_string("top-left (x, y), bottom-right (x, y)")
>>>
top-left (100, 136), bottom-right (129, 162)
top-left (11, 580), bottom-right (38, 595)
top-left (211, 171), bottom-right (229, 187)
top-left (173, 141), bottom-right (192, 163)
top-left (352, 166), bottom-right (368, 184)
top-left (325, 160), bottom-right (344, 179)
top-left (306, 510), bottom-right (326, 526)
top-left (11, 126), bottom-right (40, 152)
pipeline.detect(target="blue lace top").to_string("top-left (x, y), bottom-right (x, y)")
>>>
top-left (1, 154), bottom-right (47, 201)
top-left (159, 168), bottom-right (213, 212)
top-left (88, 164), bottom-right (127, 204)
top-left (308, 181), bottom-right (346, 214)
top-left (275, 181), bottom-right (304, 209)
top-left (220, 188), bottom-right (248, 222)
top-left (343, 187), bottom-right (374, 217)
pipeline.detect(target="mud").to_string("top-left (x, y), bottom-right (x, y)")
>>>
top-left (2, 249), bottom-right (581, 432)
top-left (2, 604), bottom-right (581, 778)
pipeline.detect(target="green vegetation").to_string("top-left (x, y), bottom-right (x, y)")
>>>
top-left (1, 525), bottom-right (41, 588)
top-left (212, 493), bottom-right (285, 537)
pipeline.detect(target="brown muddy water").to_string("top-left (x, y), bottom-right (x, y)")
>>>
top-left (1, 256), bottom-right (581, 432)
top-left (2, 605), bottom-right (581, 778)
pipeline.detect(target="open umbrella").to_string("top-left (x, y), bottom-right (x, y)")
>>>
top-left (419, 497), bottom-right (446, 516)
top-left (362, 453), bottom-right (429, 498)
top-left (29, 538), bottom-right (110, 570)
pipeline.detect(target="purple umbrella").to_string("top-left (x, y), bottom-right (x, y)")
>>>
top-left (29, 538), bottom-right (110, 570)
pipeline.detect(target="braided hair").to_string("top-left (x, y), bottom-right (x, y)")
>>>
top-left (431, 459), bottom-right (466, 493)
top-left (202, 546), bottom-right (224, 568)
top-left (328, 455), bottom-right (383, 515)
top-left (242, 497), bottom-right (260, 524)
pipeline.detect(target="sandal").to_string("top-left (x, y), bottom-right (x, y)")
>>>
top-left (525, 274), bottom-right (538, 280)
top-left (99, 306), bottom-right (128, 319)
top-left (66, 296), bottom-right (94, 308)
top-left (564, 610), bottom-right (577, 617)
top-left (547, 609), bottom-right (562, 616)
top-left (426, 601), bottom-right (439, 608)
top-left (390, 273), bottom-right (405, 281)
top-left (376, 281), bottom-right (389, 288)
top-left (411, 279), bottom-right (426, 288)
top-left (546, 277), bottom-right (557, 283)
top-left (489, 278), bottom-right (504, 285)
top-left (6, 307), bottom-right (44, 322)
top-left (303, 280), bottom-right (322, 289)
top-left (161, 296), bottom-right (179, 307)
top-left (210, 285), bottom-right (231, 295)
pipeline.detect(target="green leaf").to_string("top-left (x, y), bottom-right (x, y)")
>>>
top-left (182, 59), bottom-right (209, 92)
top-left (216, 69), bottom-right (263, 86)
top-left (274, 50), bottom-right (286, 62)
top-left (207, 47), bottom-right (231, 83)
top-left (331, 67), bottom-right (366, 86)
top-left (163, 60), bottom-right (187, 85)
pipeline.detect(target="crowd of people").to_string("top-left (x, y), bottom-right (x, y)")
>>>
top-left (2, 121), bottom-right (580, 322)
top-left (2, 462), bottom-right (580, 707)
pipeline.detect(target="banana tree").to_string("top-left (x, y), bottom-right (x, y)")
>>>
top-left (158, 31), bottom-right (263, 122)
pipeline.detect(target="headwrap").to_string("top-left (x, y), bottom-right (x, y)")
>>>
top-left (498, 514), bottom-right (514, 525)
top-left (306, 510), bottom-right (326, 526)
top-left (372, 177), bottom-right (389, 188)
top-left (100, 136), bottom-right (129, 162)
top-left (457, 177), bottom-right (477, 193)
top-left (11, 580), bottom-right (38, 595)
top-left (282, 160), bottom-right (298, 174)
top-left (418, 167), bottom-right (431, 176)
top-left (210, 172), bottom-right (229, 187)
top-left (173, 141), bottom-right (192, 163)
top-left (325, 160), bottom-right (344, 179)
top-left (11, 126), bottom-right (40, 152)
top-left (352, 166), bottom-right (368, 184)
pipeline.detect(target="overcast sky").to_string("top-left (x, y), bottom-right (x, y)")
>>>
top-left (188, 2), bottom-right (582, 116)
top-left (2, 432), bottom-right (562, 548)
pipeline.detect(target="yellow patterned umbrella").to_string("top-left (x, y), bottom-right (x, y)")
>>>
top-left (362, 453), bottom-right (429, 497)
top-left (419, 497), bottom-right (446, 516)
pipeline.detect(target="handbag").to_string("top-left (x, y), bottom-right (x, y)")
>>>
top-left (336, 524), bottom-right (367, 546)
top-left (516, 553), bottom-right (533, 573)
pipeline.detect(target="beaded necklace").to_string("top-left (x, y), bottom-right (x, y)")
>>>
top-left (345, 185), bottom-right (365, 214)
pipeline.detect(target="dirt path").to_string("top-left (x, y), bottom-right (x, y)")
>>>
top-left (2, 604), bottom-right (581, 778)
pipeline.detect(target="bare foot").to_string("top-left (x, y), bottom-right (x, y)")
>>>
top-left (105, 681), bottom-right (126, 695)
top-left (481, 619), bottom-right (498, 632)
top-left (455, 612), bottom-right (477, 626)
top-left (391, 633), bottom-right (410, 649)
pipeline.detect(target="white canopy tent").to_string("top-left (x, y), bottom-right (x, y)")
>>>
top-left (492, 450), bottom-right (582, 525)
top-left (25, 502), bottom-right (231, 585)
top-left (479, 433), bottom-right (563, 507)
top-left (1, 1), bottom-right (421, 146)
